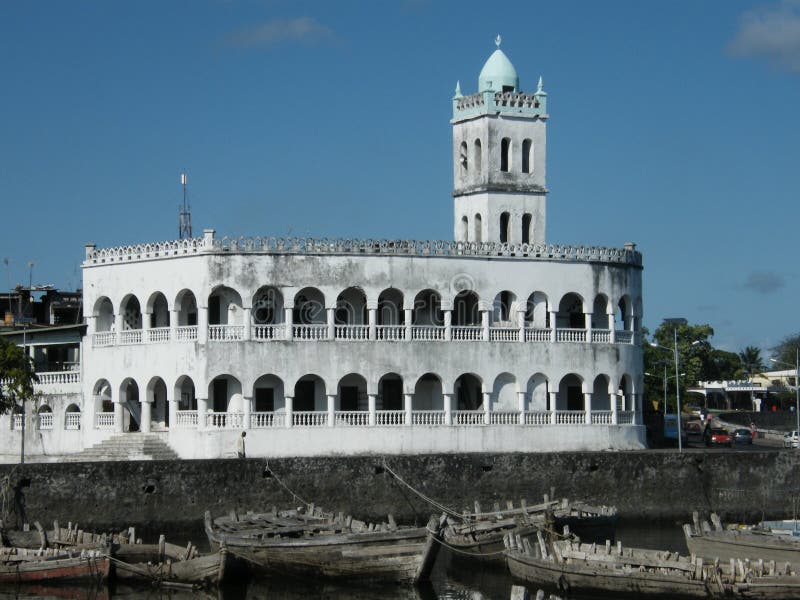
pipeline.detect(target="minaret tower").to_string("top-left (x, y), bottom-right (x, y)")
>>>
top-left (452, 36), bottom-right (548, 245)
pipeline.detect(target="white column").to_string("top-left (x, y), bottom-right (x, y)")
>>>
top-left (168, 397), bottom-right (177, 430)
top-left (141, 399), bottom-right (152, 433)
top-left (404, 309), bottom-right (413, 341)
top-left (114, 401), bottom-right (124, 433)
top-left (327, 394), bottom-right (336, 427)
top-left (114, 313), bottom-right (124, 343)
top-left (584, 392), bottom-right (592, 425)
top-left (443, 393), bottom-right (453, 425)
top-left (284, 307), bottom-right (294, 340)
top-left (481, 310), bottom-right (489, 341)
top-left (549, 392), bottom-right (558, 424)
top-left (517, 308), bottom-right (526, 342)
top-left (585, 312), bottom-right (592, 343)
top-left (86, 315), bottom-right (96, 336)
top-left (404, 393), bottom-right (413, 426)
top-left (608, 312), bottom-right (616, 343)
top-left (517, 391), bottom-right (526, 424)
top-left (443, 309), bottom-right (452, 341)
top-left (327, 308), bottom-right (335, 340)
top-left (197, 398), bottom-right (208, 430)
top-left (198, 307), bottom-right (208, 344)
top-left (142, 312), bottom-right (151, 335)
top-left (633, 393), bottom-right (642, 425)
top-left (482, 391), bottom-right (491, 425)
top-left (368, 394), bottom-right (377, 426)
top-left (285, 395), bottom-right (293, 428)
top-left (611, 392), bottom-right (618, 425)
top-left (170, 309), bottom-right (179, 340)
top-left (242, 307), bottom-right (251, 341)
top-left (368, 308), bottom-right (377, 341)
top-left (242, 396), bottom-right (251, 429)
top-left (549, 311), bottom-right (558, 343)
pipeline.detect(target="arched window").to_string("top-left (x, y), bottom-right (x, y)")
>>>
top-left (500, 212), bottom-right (510, 244)
top-left (474, 214), bottom-right (482, 243)
top-left (459, 141), bottom-right (468, 173)
top-left (474, 139), bottom-right (482, 174)
top-left (500, 138), bottom-right (511, 172)
top-left (461, 216), bottom-right (469, 241)
top-left (522, 213), bottom-right (532, 244)
top-left (522, 139), bottom-right (533, 173)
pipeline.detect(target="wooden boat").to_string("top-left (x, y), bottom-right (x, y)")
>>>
top-left (684, 512), bottom-right (800, 568)
top-left (504, 530), bottom-right (800, 599)
top-left (0, 546), bottom-right (110, 584)
top-left (204, 506), bottom-right (443, 583)
top-left (442, 495), bottom-right (616, 563)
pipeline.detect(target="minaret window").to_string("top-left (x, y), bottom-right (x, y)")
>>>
top-left (461, 216), bottom-right (469, 241)
top-left (474, 214), bottom-right (482, 242)
top-left (474, 139), bottom-right (482, 174)
top-left (522, 139), bottom-right (533, 173)
top-left (522, 213), bottom-right (532, 244)
top-left (500, 138), bottom-right (511, 172)
top-left (500, 212), bottom-right (510, 243)
top-left (459, 142), bottom-right (468, 173)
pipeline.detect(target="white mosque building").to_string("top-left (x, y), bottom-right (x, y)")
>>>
top-left (1, 41), bottom-right (645, 459)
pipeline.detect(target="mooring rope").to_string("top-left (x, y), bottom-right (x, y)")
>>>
top-left (429, 534), bottom-right (508, 557)
top-left (381, 459), bottom-right (465, 519)
top-left (264, 461), bottom-right (309, 506)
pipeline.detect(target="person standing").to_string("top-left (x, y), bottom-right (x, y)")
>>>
top-left (237, 431), bottom-right (246, 459)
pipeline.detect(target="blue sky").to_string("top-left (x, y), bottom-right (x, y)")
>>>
top-left (1, 1), bottom-right (798, 354)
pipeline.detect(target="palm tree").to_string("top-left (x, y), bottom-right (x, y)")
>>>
top-left (739, 346), bottom-right (765, 379)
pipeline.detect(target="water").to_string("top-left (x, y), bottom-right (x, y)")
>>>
top-left (0, 520), bottom-right (691, 599)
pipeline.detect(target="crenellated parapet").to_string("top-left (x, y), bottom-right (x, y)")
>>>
top-left (453, 90), bottom-right (547, 122)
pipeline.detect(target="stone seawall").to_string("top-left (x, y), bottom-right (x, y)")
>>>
top-left (1, 451), bottom-right (796, 530)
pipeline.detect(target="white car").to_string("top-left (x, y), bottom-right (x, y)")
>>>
top-left (783, 431), bottom-right (799, 448)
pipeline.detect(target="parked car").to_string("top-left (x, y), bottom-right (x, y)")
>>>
top-left (783, 431), bottom-right (799, 449)
top-left (732, 428), bottom-right (753, 445)
top-left (706, 428), bottom-right (732, 447)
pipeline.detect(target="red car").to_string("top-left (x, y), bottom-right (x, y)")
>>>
top-left (705, 428), bottom-right (732, 447)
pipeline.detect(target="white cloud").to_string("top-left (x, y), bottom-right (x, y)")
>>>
top-left (226, 17), bottom-right (336, 48)
top-left (728, 0), bottom-right (800, 72)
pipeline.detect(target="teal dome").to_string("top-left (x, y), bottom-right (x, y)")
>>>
top-left (478, 48), bottom-right (519, 93)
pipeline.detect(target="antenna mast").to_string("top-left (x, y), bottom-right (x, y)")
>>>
top-left (178, 171), bottom-right (192, 239)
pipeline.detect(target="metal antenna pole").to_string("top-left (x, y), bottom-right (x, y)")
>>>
top-left (674, 326), bottom-right (683, 453)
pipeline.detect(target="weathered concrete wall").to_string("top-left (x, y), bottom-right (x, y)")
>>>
top-left (3, 451), bottom-right (793, 532)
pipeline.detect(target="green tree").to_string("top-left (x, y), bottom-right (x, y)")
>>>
top-left (771, 333), bottom-right (800, 369)
top-left (0, 337), bottom-right (38, 415)
top-left (739, 346), bottom-right (765, 378)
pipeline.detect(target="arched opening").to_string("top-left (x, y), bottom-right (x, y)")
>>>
top-left (378, 373), bottom-right (403, 410)
top-left (492, 291), bottom-right (517, 324)
top-left (336, 287), bottom-right (367, 325)
top-left (525, 292), bottom-right (549, 328)
top-left (461, 216), bottom-right (469, 241)
top-left (500, 138), bottom-right (511, 172)
top-left (294, 374), bottom-right (326, 411)
top-left (526, 373), bottom-right (550, 411)
top-left (338, 373), bottom-right (368, 412)
top-left (147, 292), bottom-right (170, 329)
top-left (592, 294), bottom-right (610, 329)
top-left (453, 290), bottom-right (480, 326)
top-left (474, 214), bottom-right (482, 243)
top-left (474, 139), bottom-right (482, 174)
top-left (377, 288), bottom-right (404, 339)
top-left (413, 373), bottom-right (443, 411)
top-left (120, 295), bottom-right (142, 330)
top-left (619, 374), bottom-right (634, 412)
top-left (492, 372), bottom-right (517, 411)
top-left (174, 375), bottom-right (197, 411)
top-left (558, 374), bottom-right (584, 411)
top-left (617, 296), bottom-right (632, 330)
top-left (455, 373), bottom-right (483, 410)
top-left (93, 379), bottom-right (113, 413)
top-left (208, 287), bottom-right (243, 326)
top-left (294, 288), bottom-right (326, 324)
top-left (558, 293), bottom-right (585, 329)
top-left (119, 378), bottom-right (141, 433)
top-left (93, 297), bottom-right (114, 332)
top-left (146, 376), bottom-right (169, 429)
top-left (175, 290), bottom-right (198, 326)
top-left (459, 141), bottom-right (468, 173)
top-left (37, 404), bottom-right (53, 430)
top-left (65, 403), bottom-right (81, 430)
top-left (522, 213), bottom-right (532, 244)
top-left (253, 375), bottom-right (285, 419)
top-left (413, 289), bottom-right (443, 326)
top-left (593, 375), bottom-right (612, 411)
top-left (252, 287), bottom-right (284, 325)
top-left (522, 139), bottom-right (533, 173)
top-left (499, 212), bottom-right (510, 244)
top-left (208, 375), bottom-right (243, 414)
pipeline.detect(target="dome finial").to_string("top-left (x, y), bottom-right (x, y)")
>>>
top-left (537, 76), bottom-right (543, 93)
top-left (495, 34), bottom-right (502, 48)
top-left (455, 80), bottom-right (462, 97)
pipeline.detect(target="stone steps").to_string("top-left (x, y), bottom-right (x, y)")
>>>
top-left (67, 434), bottom-right (179, 462)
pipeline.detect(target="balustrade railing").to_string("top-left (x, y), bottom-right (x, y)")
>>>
top-left (175, 410), bottom-right (198, 428)
top-left (452, 326), bottom-right (483, 341)
top-left (615, 330), bottom-right (633, 344)
top-left (92, 332), bottom-right (116, 347)
top-left (293, 411), bottom-right (328, 427)
top-left (411, 326), bottom-right (445, 341)
top-left (175, 326), bottom-right (198, 342)
top-left (119, 330), bottom-right (143, 345)
top-left (555, 410), bottom-right (586, 425)
top-left (38, 413), bottom-right (54, 430)
top-left (591, 410), bottom-right (613, 424)
top-left (525, 328), bottom-right (551, 342)
top-left (65, 412), bottom-right (81, 430)
top-left (617, 410), bottom-right (635, 424)
top-left (376, 410), bottom-right (405, 426)
top-left (95, 412), bottom-right (115, 429)
top-left (36, 371), bottom-right (81, 385)
top-left (208, 325), bottom-right (244, 342)
top-left (376, 325), bottom-right (405, 341)
top-left (146, 327), bottom-right (171, 343)
top-left (11, 415), bottom-right (23, 430)
top-left (490, 411), bottom-right (519, 425)
top-left (334, 411), bottom-right (370, 426)
top-left (251, 412), bottom-right (282, 428)
top-left (253, 324), bottom-right (284, 341)
top-left (489, 328), bottom-right (518, 342)
top-left (555, 328), bottom-right (587, 343)
top-left (411, 410), bottom-right (445, 425)
top-left (335, 325), bottom-right (369, 341)
top-left (205, 412), bottom-right (244, 428)
top-left (293, 324), bottom-right (328, 340)
top-left (453, 410), bottom-right (485, 425)
top-left (525, 411), bottom-right (552, 425)
top-left (591, 329), bottom-right (611, 344)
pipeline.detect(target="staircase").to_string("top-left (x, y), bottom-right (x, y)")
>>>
top-left (68, 433), bottom-right (179, 462)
